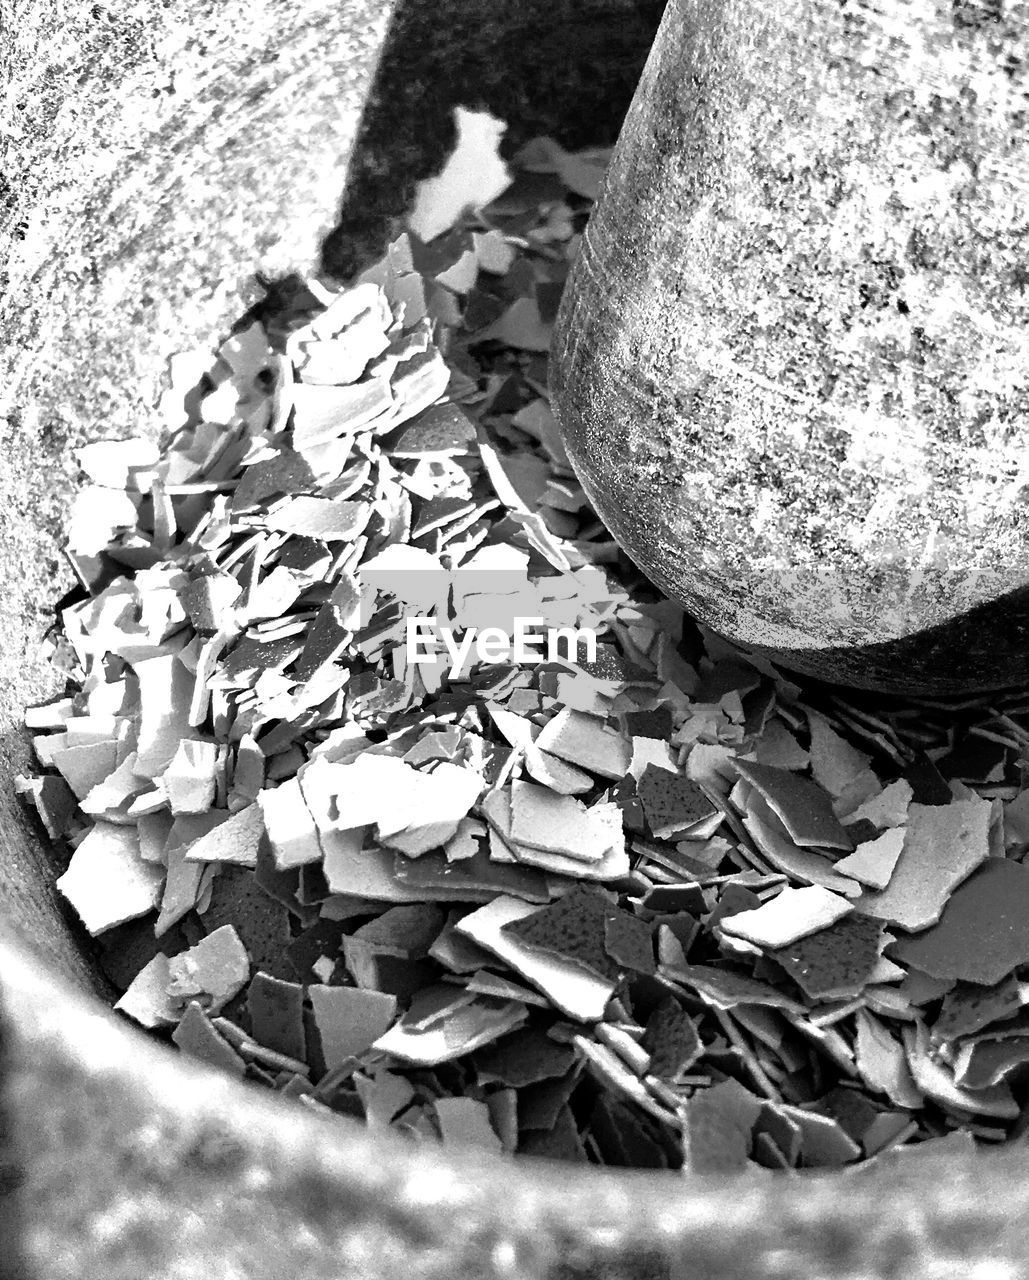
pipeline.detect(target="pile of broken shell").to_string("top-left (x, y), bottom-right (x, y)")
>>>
top-left (18, 132), bottom-right (1029, 1173)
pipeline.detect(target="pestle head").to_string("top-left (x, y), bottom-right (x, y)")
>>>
top-left (551, 0), bottom-right (1029, 695)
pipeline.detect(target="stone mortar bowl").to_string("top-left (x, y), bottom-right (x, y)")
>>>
top-left (2, 1), bottom-right (1029, 1276)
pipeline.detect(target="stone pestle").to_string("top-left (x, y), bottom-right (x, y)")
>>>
top-left (551, 0), bottom-right (1029, 696)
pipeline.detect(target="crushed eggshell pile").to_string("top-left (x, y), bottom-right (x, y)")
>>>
top-left (19, 118), bottom-right (1029, 1173)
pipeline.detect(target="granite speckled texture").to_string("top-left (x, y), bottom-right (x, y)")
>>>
top-left (5, 936), bottom-right (1029, 1279)
top-left (552, 0), bottom-right (1029, 694)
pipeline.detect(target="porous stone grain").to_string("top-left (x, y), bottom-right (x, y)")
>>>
top-left (552, 0), bottom-right (1029, 694)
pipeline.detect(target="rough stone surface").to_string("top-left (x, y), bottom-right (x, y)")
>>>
top-left (551, 0), bottom-right (1029, 694)
top-left (4, 936), bottom-right (1029, 1279)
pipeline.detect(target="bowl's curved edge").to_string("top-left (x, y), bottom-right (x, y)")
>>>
top-left (4, 3), bottom-right (1029, 1274)
top-left (2, 929), bottom-right (1029, 1280)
